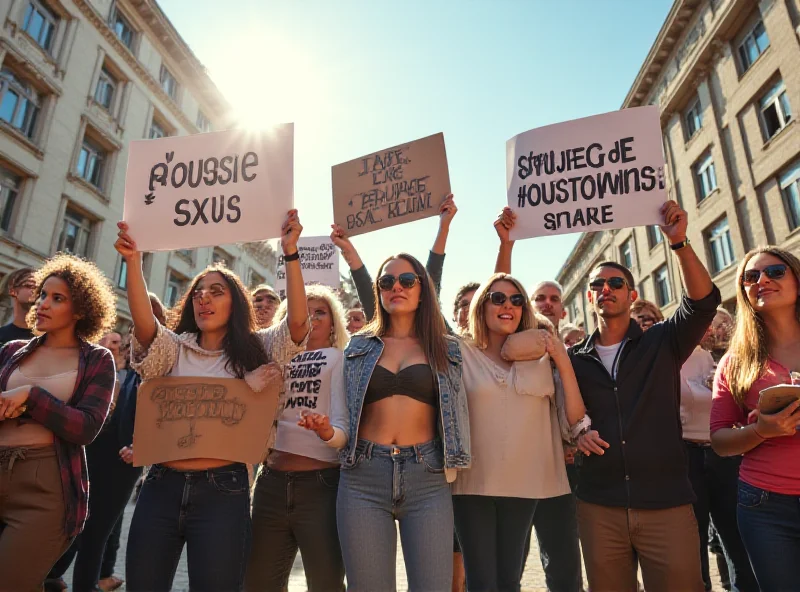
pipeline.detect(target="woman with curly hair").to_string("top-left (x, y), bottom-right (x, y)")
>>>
top-left (246, 284), bottom-right (349, 591)
top-left (0, 253), bottom-right (117, 592)
top-left (115, 210), bottom-right (309, 592)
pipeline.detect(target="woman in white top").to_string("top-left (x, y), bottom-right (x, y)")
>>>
top-left (454, 273), bottom-right (586, 592)
top-left (245, 284), bottom-right (348, 591)
top-left (114, 211), bottom-right (310, 592)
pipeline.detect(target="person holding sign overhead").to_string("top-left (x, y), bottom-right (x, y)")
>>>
top-left (711, 247), bottom-right (800, 591)
top-left (114, 210), bottom-right (310, 592)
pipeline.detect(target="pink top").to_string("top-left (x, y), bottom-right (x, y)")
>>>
top-left (711, 354), bottom-right (800, 495)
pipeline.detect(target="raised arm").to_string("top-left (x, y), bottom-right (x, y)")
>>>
top-left (115, 222), bottom-right (157, 348)
top-left (281, 210), bottom-right (310, 344)
top-left (494, 207), bottom-right (516, 274)
top-left (427, 194), bottom-right (456, 295)
top-left (331, 224), bottom-right (376, 321)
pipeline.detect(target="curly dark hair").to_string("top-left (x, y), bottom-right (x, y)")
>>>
top-left (170, 264), bottom-right (268, 378)
top-left (26, 253), bottom-right (117, 342)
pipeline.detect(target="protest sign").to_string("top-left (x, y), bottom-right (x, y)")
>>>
top-left (275, 236), bottom-right (340, 300)
top-left (123, 124), bottom-right (294, 251)
top-left (506, 107), bottom-right (666, 240)
top-left (132, 374), bottom-right (281, 466)
top-left (332, 132), bottom-right (450, 237)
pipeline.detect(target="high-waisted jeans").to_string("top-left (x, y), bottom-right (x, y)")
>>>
top-left (336, 439), bottom-right (453, 592)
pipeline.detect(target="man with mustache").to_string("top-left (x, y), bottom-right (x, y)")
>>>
top-left (570, 201), bottom-right (719, 592)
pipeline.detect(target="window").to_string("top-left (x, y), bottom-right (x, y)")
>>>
top-left (684, 99), bottom-right (702, 139)
top-left (0, 167), bottom-right (21, 232)
top-left (569, 300), bottom-right (579, 320)
top-left (159, 65), bottom-right (178, 100)
top-left (94, 68), bottom-right (117, 111)
top-left (647, 225), bottom-right (664, 249)
top-left (213, 248), bottom-right (234, 268)
top-left (110, 7), bottom-right (135, 50)
top-left (694, 153), bottom-right (718, 201)
top-left (0, 68), bottom-right (41, 140)
top-left (196, 110), bottom-right (211, 133)
top-left (706, 217), bottom-right (735, 274)
top-left (58, 209), bottom-right (92, 256)
top-left (780, 161), bottom-right (800, 230)
top-left (22, 0), bottom-right (58, 53)
top-left (738, 20), bottom-right (769, 72)
top-left (175, 248), bottom-right (193, 261)
top-left (165, 272), bottom-right (186, 307)
top-left (620, 238), bottom-right (634, 269)
top-left (760, 81), bottom-right (792, 140)
top-left (117, 258), bottom-right (128, 289)
top-left (76, 138), bottom-right (106, 189)
top-left (654, 265), bottom-right (672, 306)
top-left (149, 120), bottom-right (166, 139)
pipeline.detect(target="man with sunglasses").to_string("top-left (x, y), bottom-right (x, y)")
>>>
top-left (0, 267), bottom-right (35, 346)
top-left (570, 200), bottom-right (720, 592)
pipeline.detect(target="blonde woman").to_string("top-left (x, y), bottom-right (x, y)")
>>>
top-left (711, 247), bottom-right (800, 591)
top-left (245, 285), bottom-right (348, 591)
top-left (453, 273), bottom-right (586, 592)
top-left (630, 299), bottom-right (664, 332)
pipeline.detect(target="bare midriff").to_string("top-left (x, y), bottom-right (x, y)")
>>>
top-left (358, 396), bottom-right (437, 446)
top-left (267, 450), bottom-right (338, 471)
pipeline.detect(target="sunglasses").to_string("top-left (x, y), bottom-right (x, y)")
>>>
top-left (635, 315), bottom-right (656, 325)
top-left (487, 292), bottom-right (526, 307)
top-left (589, 276), bottom-right (629, 291)
top-left (742, 264), bottom-right (787, 286)
top-left (378, 273), bottom-right (421, 291)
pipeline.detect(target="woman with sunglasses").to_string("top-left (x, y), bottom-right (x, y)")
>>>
top-left (453, 273), bottom-right (586, 592)
top-left (114, 211), bottom-right (309, 592)
top-left (711, 247), bottom-right (800, 591)
top-left (245, 284), bottom-right (349, 592)
top-left (328, 253), bottom-right (469, 591)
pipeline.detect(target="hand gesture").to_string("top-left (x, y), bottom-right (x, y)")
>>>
top-left (244, 363), bottom-right (283, 393)
top-left (576, 430), bottom-right (610, 456)
top-left (544, 333), bottom-right (569, 365)
top-left (494, 207), bottom-right (516, 244)
top-left (330, 224), bottom-right (354, 252)
top-left (0, 386), bottom-right (29, 420)
top-left (439, 194), bottom-right (457, 229)
top-left (119, 446), bottom-right (134, 464)
top-left (281, 209), bottom-right (303, 255)
top-left (297, 410), bottom-right (335, 442)
top-left (659, 200), bottom-right (688, 243)
top-left (115, 222), bottom-right (141, 263)
top-left (754, 399), bottom-right (800, 439)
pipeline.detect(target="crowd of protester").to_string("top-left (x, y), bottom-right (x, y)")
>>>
top-left (0, 196), bottom-right (797, 592)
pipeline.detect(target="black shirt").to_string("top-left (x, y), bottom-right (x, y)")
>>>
top-left (0, 322), bottom-right (33, 347)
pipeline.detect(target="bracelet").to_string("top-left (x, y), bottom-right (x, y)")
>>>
top-left (670, 238), bottom-right (690, 251)
top-left (570, 414), bottom-right (592, 441)
top-left (283, 251), bottom-right (300, 262)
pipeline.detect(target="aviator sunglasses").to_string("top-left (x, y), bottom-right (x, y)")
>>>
top-left (589, 276), bottom-right (629, 291)
top-left (378, 273), bottom-right (421, 291)
top-left (487, 292), bottom-right (526, 307)
top-left (742, 264), bottom-right (787, 286)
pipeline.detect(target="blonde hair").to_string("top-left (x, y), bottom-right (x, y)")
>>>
top-left (559, 322), bottom-right (581, 341)
top-left (726, 247), bottom-right (800, 405)
top-left (468, 273), bottom-right (536, 349)
top-left (630, 299), bottom-right (664, 322)
top-left (274, 284), bottom-right (349, 350)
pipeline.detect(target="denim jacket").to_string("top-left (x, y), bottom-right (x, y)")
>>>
top-left (339, 334), bottom-right (471, 482)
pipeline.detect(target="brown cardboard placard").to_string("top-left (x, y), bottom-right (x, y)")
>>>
top-left (332, 132), bottom-right (450, 237)
top-left (132, 375), bottom-right (281, 466)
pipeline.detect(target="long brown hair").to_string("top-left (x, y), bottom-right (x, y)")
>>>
top-left (726, 247), bottom-right (800, 405)
top-left (468, 273), bottom-right (536, 349)
top-left (171, 264), bottom-right (268, 378)
top-left (364, 253), bottom-right (449, 371)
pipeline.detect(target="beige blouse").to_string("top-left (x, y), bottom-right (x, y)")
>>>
top-left (452, 341), bottom-right (570, 499)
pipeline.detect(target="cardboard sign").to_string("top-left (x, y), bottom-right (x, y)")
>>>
top-left (506, 107), bottom-right (666, 239)
top-left (132, 375), bottom-right (281, 466)
top-left (332, 132), bottom-right (450, 237)
top-left (123, 124), bottom-right (294, 251)
top-left (275, 236), bottom-right (340, 300)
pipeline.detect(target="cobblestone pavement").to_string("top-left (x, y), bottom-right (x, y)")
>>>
top-left (66, 503), bottom-right (722, 591)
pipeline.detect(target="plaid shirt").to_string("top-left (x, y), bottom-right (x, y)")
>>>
top-left (0, 336), bottom-right (115, 538)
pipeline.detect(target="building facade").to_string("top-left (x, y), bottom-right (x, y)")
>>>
top-left (558, 0), bottom-right (800, 330)
top-left (0, 0), bottom-right (277, 327)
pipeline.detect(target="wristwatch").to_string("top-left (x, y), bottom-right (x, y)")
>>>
top-left (670, 238), bottom-right (690, 251)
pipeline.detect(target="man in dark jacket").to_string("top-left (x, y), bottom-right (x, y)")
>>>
top-left (571, 200), bottom-right (720, 592)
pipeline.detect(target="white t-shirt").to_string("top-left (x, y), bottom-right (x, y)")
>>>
top-left (274, 347), bottom-right (345, 463)
top-left (595, 341), bottom-right (623, 379)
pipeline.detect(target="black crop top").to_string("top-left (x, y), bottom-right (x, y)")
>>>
top-left (364, 364), bottom-right (437, 407)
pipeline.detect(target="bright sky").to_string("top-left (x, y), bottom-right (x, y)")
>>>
top-left (159, 0), bottom-right (672, 315)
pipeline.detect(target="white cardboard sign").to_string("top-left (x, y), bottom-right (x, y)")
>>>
top-left (123, 124), bottom-right (294, 251)
top-left (506, 107), bottom-right (666, 239)
top-left (275, 236), bottom-right (340, 300)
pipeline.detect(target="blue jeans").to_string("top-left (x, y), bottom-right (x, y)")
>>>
top-left (337, 439), bottom-right (453, 592)
top-left (125, 463), bottom-right (251, 592)
top-left (736, 480), bottom-right (800, 592)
